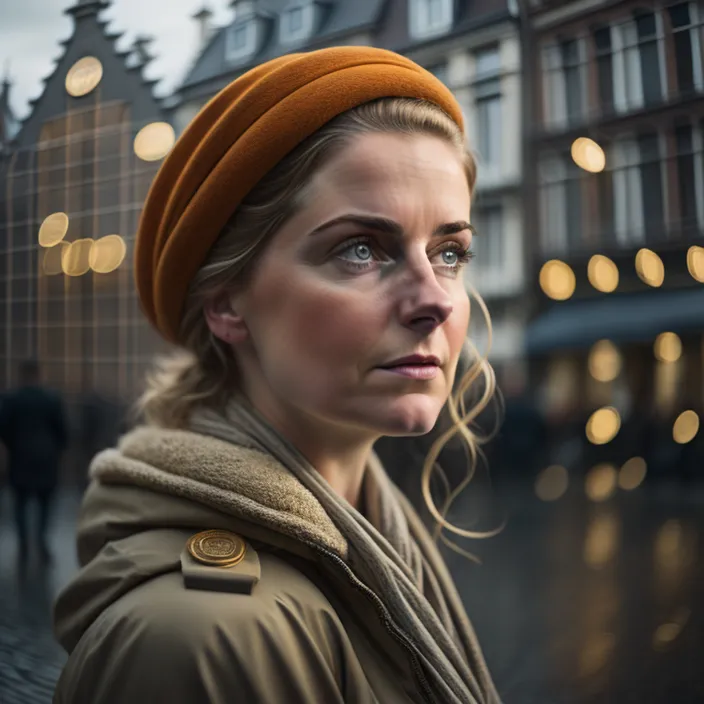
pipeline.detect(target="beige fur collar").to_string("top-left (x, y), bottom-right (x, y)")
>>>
top-left (90, 425), bottom-right (348, 558)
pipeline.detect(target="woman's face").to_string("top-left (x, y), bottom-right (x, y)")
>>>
top-left (230, 131), bottom-right (472, 441)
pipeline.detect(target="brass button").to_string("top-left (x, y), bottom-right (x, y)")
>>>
top-left (187, 530), bottom-right (246, 568)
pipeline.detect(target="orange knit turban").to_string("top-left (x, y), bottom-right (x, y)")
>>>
top-left (135, 46), bottom-right (465, 344)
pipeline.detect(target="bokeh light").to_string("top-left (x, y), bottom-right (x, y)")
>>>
top-left (539, 260), bottom-right (576, 301)
top-left (673, 410), bottom-right (699, 444)
top-left (583, 511), bottom-right (618, 568)
top-left (635, 248), bottom-right (664, 287)
top-left (586, 407), bottom-right (621, 445)
top-left (653, 608), bottom-right (691, 651)
top-left (571, 137), bottom-right (606, 173)
top-left (619, 457), bottom-right (647, 491)
top-left (65, 56), bottom-right (103, 97)
top-left (90, 235), bottom-right (127, 274)
top-left (42, 241), bottom-right (69, 276)
top-left (38, 212), bottom-right (69, 248)
top-left (654, 332), bottom-right (682, 363)
top-left (585, 463), bottom-right (618, 502)
top-left (687, 245), bottom-right (704, 283)
top-left (587, 254), bottom-right (619, 293)
top-left (535, 465), bottom-right (569, 502)
top-left (134, 122), bottom-right (176, 162)
top-left (62, 239), bottom-right (94, 277)
top-left (588, 340), bottom-right (621, 382)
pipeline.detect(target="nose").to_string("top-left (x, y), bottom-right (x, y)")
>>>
top-left (398, 263), bottom-right (454, 335)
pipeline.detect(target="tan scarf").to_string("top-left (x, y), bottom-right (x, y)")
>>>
top-left (91, 399), bottom-right (499, 704)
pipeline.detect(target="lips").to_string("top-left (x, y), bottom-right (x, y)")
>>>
top-left (377, 354), bottom-right (441, 380)
top-left (379, 354), bottom-right (441, 369)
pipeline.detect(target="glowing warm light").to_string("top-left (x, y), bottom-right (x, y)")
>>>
top-left (584, 511), bottom-right (618, 567)
top-left (585, 463), bottom-right (618, 502)
top-left (134, 122), bottom-right (176, 162)
top-left (571, 137), bottom-right (606, 173)
top-left (90, 235), bottom-right (127, 274)
top-left (38, 212), bottom-right (69, 248)
top-left (588, 340), bottom-right (621, 382)
top-left (619, 457), bottom-right (647, 491)
top-left (687, 245), bottom-right (704, 283)
top-left (673, 410), bottom-right (699, 444)
top-left (653, 608), bottom-right (691, 651)
top-left (586, 407), bottom-right (621, 445)
top-left (535, 465), bottom-right (569, 502)
top-left (654, 332), bottom-right (682, 363)
top-left (587, 254), bottom-right (618, 293)
top-left (635, 248), bottom-right (664, 287)
top-left (42, 241), bottom-right (69, 276)
top-left (62, 239), bottom-right (94, 277)
top-left (579, 632), bottom-right (616, 676)
top-left (539, 260), bottom-right (576, 301)
top-left (65, 56), bottom-right (103, 97)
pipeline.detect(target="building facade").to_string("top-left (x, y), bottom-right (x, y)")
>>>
top-left (171, 0), bottom-right (526, 378)
top-left (524, 0), bottom-right (704, 475)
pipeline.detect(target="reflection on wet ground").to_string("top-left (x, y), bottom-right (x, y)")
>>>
top-left (454, 481), bottom-right (704, 703)
top-left (0, 482), bottom-right (702, 703)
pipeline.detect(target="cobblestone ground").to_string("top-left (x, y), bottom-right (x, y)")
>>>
top-left (0, 482), bottom-right (702, 703)
top-left (0, 489), bottom-right (80, 704)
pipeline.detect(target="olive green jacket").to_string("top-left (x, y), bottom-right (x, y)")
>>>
top-left (53, 427), bottom-right (499, 704)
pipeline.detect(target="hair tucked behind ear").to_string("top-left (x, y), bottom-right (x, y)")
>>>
top-left (137, 97), bottom-right (498, 543)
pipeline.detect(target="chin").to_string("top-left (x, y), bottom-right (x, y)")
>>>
top-left (371, 395), bottom-right (444, 437)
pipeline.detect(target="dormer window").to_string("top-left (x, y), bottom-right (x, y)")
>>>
top-left (409, 0), bottom-right (454, 39)
top-left (226, 20), bottom-right (257, 60)
top-left (280, 2), bottom-right (321, 45)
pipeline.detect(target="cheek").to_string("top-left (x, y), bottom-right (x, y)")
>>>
top-left (447, 291), bottom-right (471, 356)
top-left (249, 268), bottom-right (387, 371)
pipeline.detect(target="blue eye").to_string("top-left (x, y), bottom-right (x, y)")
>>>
top-left (441, 250), bottom-right (459, 266)
top-left (350, 243), bottom-right (372, 261)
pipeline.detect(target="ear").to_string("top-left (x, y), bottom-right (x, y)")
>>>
top-left (204, 292), bottom-right (249, 346)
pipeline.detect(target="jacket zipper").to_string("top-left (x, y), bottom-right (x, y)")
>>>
top-left (308, 541), bottom-right (437, 704)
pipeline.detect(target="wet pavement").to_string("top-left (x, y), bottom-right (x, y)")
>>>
top-left (0, 481), bottom-right (702, 703)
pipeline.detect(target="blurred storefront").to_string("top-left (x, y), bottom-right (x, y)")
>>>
top-left (0, 0), bottom-right (172, 480)
top-left (524, 0), bottom-right (704, 480)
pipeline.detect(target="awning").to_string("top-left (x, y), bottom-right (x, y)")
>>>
top-left (526, 287), bottom-right (704, 354)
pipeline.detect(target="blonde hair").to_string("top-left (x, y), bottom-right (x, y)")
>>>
top-left (139, 98), bottom-right (497, 542)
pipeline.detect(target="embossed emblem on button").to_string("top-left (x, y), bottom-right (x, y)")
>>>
top-left (187, 530), bottom-right (246, 567)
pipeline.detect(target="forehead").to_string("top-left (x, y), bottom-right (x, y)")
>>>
top-left (306, 132), bottom-right (470, 215)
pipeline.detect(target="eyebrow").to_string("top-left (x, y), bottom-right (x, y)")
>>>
top-left (309, 214), bottom-right (474, 238)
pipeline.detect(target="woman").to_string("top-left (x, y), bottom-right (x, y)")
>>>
top-left (53, 47), bottom-right (500, 704)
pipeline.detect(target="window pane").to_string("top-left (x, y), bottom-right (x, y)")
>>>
top-left (477, 95), bottom-right (502, 167)
top-left (668, 3), bottom-right (691, 29)
top-left (565, 161), bottom-right (583, 248)
top-left (673, 30), bottom-right (695, 92)
top-left (639, 40), bottom-right (662, 104)
top-left (561, 40), bottom-right (582, 122)
top-left (594, 26), bottom-right (611, 52)
top-left (474, 206), bottom-right (503, 269)
top-left (287, 7), bottom-right (304, 33)
top-left (638, 134), bottom-right (664, 238)
top-left (636, 12), bottom-right (656, 38)
top-left (475, 47), bottom-right (500, 77)
top-left (675, 125), bottom-right (697, 229)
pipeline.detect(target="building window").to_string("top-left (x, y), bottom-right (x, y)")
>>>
top-left (610, 135), bottom-right (665, 245)
top-left (474, 47), bottom-right (502, 171)
top-left (426, 62), bottom-right (449, 84)
top-left (594, 26), bottom-right (614, 115)
top-left (676, 125), bottom-right (698, 231)
top-left (473, 205), bottom-right (504, 272)
top-left (541, 38), bottom-right (586, 128)
top-left (668, 2), bottom-right (703, 95)
top-left (225, 21), bottom-right (256, 61)
top-left (638, 133), bottom-right (665, 238)
top-left (280, 3), bottom-right (315, 44)
top-left (409, 0), bottom-right (453, 39)
top-left (539, 155), bottom-right (568, 253)
top-left (561, 39), bottom-right (584, 123)
top-left (615, 11), bottom-right (665, 112)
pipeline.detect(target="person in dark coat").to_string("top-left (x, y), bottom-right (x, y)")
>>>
top-left (0, 359), bottom-right (68, 563)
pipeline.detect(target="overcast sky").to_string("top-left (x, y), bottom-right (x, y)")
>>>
top-left (1, 0), bottom-right (233, 119)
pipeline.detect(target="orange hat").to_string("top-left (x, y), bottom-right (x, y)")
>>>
top-left (135, 46), bottom-right (465, 344)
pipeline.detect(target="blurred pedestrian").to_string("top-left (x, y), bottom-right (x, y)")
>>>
top-left (0, 359), bottom-right (68, 565)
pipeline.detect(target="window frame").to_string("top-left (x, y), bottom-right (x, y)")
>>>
top-left (279, 2), bottom-right (316, 45)
top-left (225, 20), bottom-right (257, 62)
top-left (409, 0), bottom-right (454, 39)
